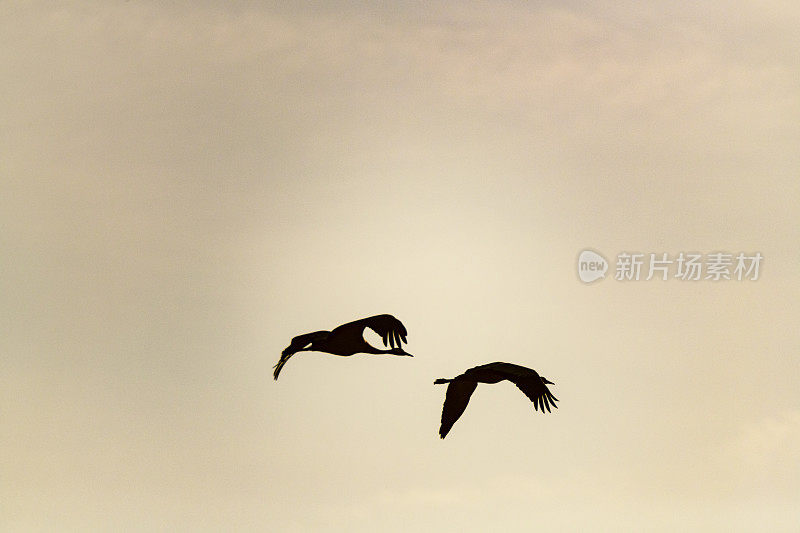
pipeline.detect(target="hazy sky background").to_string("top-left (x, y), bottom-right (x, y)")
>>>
top-left (3, 1), bottom-right (799, 531)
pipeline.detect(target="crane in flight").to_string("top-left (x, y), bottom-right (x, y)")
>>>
top-left (273, 314), bottom-right (411, 380)
top-left (434, 362), bottom-right (558, 439)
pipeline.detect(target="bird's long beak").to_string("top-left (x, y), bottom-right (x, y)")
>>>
top-left (543, 378), bottom-right (554, 385)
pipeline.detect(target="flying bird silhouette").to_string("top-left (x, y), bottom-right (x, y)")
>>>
top-left (273, 314), bottom-right (411, 380)
top-left (434, 362), bottom-right (558, 439)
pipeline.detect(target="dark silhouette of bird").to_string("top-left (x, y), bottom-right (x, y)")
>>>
top-left (434, 362), bottom-right (558, 438)
top-left (273, 314), bottom-right (411, 380)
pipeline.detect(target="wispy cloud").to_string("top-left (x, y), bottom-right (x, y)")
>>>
top-left (721, 410), bottom-right (800, 490)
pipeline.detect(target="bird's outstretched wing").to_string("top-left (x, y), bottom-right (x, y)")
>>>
top-left (513, 378), bottom-right (559, 413)
top-left (439, 380), bottom-right (478, 439)
top-left (330, 314), bottom-right (408, 349)
top-left (273, 331), bottom-right (328, 380)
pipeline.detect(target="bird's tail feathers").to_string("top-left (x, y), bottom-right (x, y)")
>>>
top-left (434, 378), bottom-right (451, 385)
top-left (273, 351), bottom-right (295, 380)
top-left (274, 330), bottom-right (328, 381)
top-left (281, 345), bottom-right (295, 357)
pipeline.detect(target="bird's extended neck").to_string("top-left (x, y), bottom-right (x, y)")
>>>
top-left (364, 345), bottom-right (411, 356)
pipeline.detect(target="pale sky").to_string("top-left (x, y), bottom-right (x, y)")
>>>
top-left (2, 1), bottom-right (799, 531)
